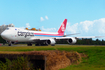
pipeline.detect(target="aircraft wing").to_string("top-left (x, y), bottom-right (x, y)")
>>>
top-left (29, 36), bottom-right (103, 41)
top-left (28, 36), bottom-right (104, 45)
top-left (75, 36), bottom-right (104, 39)
top-left (56, 36), bottom-right (103, 40)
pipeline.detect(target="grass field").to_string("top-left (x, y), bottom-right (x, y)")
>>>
top-left (0, 45), bottom-right (105, 70)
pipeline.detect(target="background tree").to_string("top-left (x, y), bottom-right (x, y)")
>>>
top-left (0, 36), bottom-right (6, 44)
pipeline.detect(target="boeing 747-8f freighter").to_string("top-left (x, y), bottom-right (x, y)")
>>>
top-left (1, 19), bottom-right (102, 46)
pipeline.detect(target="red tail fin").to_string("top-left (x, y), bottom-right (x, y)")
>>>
top-left (58, 19), bottom-right (67, 35)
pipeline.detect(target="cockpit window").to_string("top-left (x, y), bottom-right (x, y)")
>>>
top-left (6, 28), bottom-right (9, 30)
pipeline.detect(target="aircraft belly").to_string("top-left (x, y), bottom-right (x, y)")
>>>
top-left (15, 36), bottom-right (54, 42)
top-left (17, 36), bottom-right (31, 42)
top-left (34, 36), bottom-right (54, 39)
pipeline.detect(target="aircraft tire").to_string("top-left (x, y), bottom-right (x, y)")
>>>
top-left (35, 43), bottom-right (40, 46)
top-left (51, 44), bottom-right (55, 46)
top-left (41, 44), bottom-right (48, 46)
top-left (27, 43), bottom-right (32, 46)
top-left (8, 44), bottom-right (11, 46)
top-left (35, 43), bottom-right (48, 46)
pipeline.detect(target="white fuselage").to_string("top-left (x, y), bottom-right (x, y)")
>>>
top-left (0, 19), bottom-right (101, 46)
top-left (1, 27), bottom-right (61, 43)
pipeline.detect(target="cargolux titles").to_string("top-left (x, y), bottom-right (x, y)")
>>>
top-left (18, 31), bottom-right (34, 38)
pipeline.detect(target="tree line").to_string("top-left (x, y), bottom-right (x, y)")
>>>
top-left (57, 38), bottom-right (105, 45)
top-left (0, 36), bottom-right (6, 44)
top-left (0, 36), bottom-right (105, 45)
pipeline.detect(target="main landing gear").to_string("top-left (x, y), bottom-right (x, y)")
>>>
top-left (27, 43), bottom-right (49, 46)
top-left (8, 43), bottom-right (12, 46)
top-left (35, 43), bottom-right (48, 46)
top-left (27, 43), bottom-right (32, 46)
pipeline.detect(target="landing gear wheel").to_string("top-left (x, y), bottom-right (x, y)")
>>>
top-left (51, 44), bottom-right (55, 46)
top-left (8, 43), bottom-right (12, 46)
top-left (35, 43), bottom-right (40, 46)
top-left (35, 43), bottom-right (48, 46)
top-left (27, 43), bottom-right (32, 46)
top-left (8, 41), bottom-right (12, 46)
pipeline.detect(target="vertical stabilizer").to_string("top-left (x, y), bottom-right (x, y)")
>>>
top-left (58, 19), bottom-right (67, 35)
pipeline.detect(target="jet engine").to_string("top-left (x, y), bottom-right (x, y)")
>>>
top-left (46, 39), bottom-right (56, 46)
top-left (67, 38), bottom-right (77, 44)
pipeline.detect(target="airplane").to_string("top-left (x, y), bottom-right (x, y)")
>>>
top-left (0, 19), bottom-right (102, 46)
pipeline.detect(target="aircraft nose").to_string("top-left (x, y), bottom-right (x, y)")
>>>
top-left (1, 32), bottom-right (7, 39)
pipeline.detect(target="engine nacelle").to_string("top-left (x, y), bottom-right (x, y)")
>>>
top-left (46, 39), bottom-right (56, 46)
top-left (67, 38), bottom-right (77, 44)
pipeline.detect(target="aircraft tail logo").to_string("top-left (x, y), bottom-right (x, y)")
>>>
top-left (58, 19), bottom-right (67, 35)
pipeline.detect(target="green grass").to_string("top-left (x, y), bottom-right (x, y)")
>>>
top-left (59, 46), bottom-right (105, 70)
top-left (0, 45), bottom-right (105, 70)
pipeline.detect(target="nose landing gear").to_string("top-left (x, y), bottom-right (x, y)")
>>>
top-left (6, 41), bottom-right (12, 46)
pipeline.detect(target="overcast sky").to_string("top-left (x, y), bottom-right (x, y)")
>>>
top-left (0, 0), bottom-right (105, 40)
